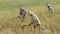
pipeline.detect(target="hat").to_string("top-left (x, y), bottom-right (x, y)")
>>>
top-left (48, 4), bottom-right (50, 6)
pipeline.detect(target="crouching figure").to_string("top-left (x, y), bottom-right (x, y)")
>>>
top-left (47, 4), bottom-right (54, 14)
top-left (19, 8), bottom-right (26, 22)
top-left (28, 11), bottom-right (41, 29)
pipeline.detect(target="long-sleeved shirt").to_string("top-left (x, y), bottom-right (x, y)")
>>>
top-left (31, 13), bottom-right (41, 25)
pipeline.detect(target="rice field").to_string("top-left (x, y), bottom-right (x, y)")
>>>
top-left (0, 0), bottom-right (60, 34)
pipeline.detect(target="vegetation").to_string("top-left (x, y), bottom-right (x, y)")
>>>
top-left (0, 0), bottom-right (60, 34)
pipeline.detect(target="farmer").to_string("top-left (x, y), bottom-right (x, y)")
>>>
top-left (28, 11), bottom-right (41, 29)
top-left (47, 4), bottom-right (54, 14)
top-left (19, 8), bottom-right (26, 22)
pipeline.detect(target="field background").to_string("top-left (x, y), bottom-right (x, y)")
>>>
top-left (0, 0), bottom-right (60, 34)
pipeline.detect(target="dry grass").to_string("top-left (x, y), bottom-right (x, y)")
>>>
top-left (0, 0), bottom-right (60, 34)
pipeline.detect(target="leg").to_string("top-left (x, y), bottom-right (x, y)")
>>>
top-left (28, 22), bottom-right (33, 32)
top-left (33, 23), bottom-right (37, 29)
top-left (37, 24), bottom-right (40, 29)
top-left (33, 25), bottom-right (37, 34)
top-left (37, 24), bottom-right (40, 34)
top-left (34, 25), bottom-right (36, 29)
